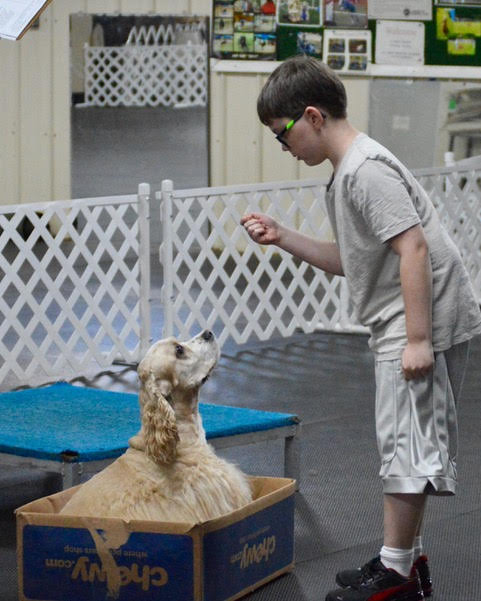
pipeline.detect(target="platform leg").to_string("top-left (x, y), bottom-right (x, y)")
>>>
top-left (284, 425), bottom-right (301, 491)
top-left (61, 462), bottom-right (83, 490)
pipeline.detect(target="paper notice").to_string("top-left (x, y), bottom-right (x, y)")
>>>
top-left (368, 0), bottom-right (432, 21)
top-left (0, 0), bottom-right (52, 40)
top-left (375, 20), bottom-right (425, 66)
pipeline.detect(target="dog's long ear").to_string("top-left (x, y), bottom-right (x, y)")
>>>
top-left (140, 374), bottom-right (179, 464)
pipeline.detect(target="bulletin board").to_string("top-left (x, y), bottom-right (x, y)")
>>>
top-left (211, 1), bottom-right (481, 68)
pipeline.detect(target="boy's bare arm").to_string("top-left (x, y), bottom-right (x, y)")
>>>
top-left (241, 213), bottom-right (344, 276)
top-left (389, 224), bottom-right (434, 380)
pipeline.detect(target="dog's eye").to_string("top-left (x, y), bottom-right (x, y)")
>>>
top-left (175, 344), bottom-right (185, 358)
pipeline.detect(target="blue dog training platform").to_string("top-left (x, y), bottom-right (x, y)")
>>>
top-left (0, 382), bottom-right (301, 489)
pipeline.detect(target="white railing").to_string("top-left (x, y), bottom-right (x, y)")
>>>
top-left (126, 22), bottom-right (206, 46)
top-left (158, 178), bottom-right (359, 349)
top-left (0, 185), bottom-right (151, 390)
top-left (159, 159), bottom-right (481, 348)
top-left (414, 159), bottom-right (481, 302)
top-left (1, 160), bottom-right (478, 390)
top-left (84, 44), bottom-right (208, 108)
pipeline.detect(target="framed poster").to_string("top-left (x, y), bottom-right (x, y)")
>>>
top-left (213, 0), bottom-right (278, 59)
top-left (375, 20), bottom-right (425, 65)
top-left (276, 25), bottom-right (322, 58)
top-left (436, 7), bottom-right (481, 40)
top-left (323, 28), bottom-right (371, 72)
top-left (368, 0), bottom-right (432, 21)
top-left (277, 0), bottom-right (322, 27)
top-left (324, 0), bottom-right (368, 28)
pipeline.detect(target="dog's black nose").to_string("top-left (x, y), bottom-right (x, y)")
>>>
top-left (202, 330), bottom-right (213, 341)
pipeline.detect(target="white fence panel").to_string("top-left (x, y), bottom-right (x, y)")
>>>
top-left (0, 186), bottom-right (151, 390)
top-left (159, 158), bottom-right (481, 348)
top-left (414, 160), bottom-right (481, 303)
top-left (126, 22), bottom-right (206, 46)
top-left (159, 178), bottom-right (357, 348)
top-left (84, 44), bottom-right (208, 108)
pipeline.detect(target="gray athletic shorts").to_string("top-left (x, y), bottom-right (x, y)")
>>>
top-left (374, 341), bottom-right (470, 496)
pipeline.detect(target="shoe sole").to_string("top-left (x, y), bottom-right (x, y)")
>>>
top-left (335, 576), bottom-right (432, 598)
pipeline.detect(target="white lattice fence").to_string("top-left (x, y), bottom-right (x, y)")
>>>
top-left (159, 161), bottom-right (481, 349)
top-left (84, 44), bottom-right (207, 108)
top-left (158, 179), bottom-right (358, 348)
top-left (126, 22), bottom-right (206, 46)
top-left (414, 161), bottom-right (481, 302)
top-left (0, 187), bottom-right (151, 390)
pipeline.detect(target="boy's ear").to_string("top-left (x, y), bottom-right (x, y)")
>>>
top-left (305, 106), bottom-right (326, 127)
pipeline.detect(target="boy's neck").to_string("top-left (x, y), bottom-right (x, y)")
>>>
top-left (326, 119), bottom-right (360, 172)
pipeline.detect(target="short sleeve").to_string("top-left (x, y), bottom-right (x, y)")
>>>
top-left (351, 159), bottom-right (421, 243)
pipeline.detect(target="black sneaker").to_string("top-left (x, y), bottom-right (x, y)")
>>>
top-left (413, 555), bottom-right (432, 598)
top-left (336, 555), bottom-right (432, 598)
top-left (326, 557), bottom-right (424, 601)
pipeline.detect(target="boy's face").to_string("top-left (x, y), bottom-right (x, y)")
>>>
top-left (269, 110), bottom-right (327, 167)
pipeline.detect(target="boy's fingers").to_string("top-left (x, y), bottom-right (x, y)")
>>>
top-left (243, 218), bottom-right (264, 230)
top-left (240, 212), bottom-right (262, 225)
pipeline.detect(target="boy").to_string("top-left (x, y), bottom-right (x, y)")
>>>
top-left (241, 55), bottom-right (481, 601)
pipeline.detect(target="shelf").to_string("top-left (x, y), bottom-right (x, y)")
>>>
top-left (211, 59), bottom-right (481, 81)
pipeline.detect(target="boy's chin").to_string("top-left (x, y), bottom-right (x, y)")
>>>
top-left (303, 157), bottom-right (323, 167)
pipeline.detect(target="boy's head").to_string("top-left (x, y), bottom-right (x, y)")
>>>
top-left (257, 55), bottom-right (347, 125)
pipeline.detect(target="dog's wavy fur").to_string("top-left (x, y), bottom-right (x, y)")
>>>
top-left (60, 331), bottom-right (252, 522)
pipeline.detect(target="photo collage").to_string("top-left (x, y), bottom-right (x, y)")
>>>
top-left (212, 0), bottom-right (370, 69)
top-left (213, 1), bottom-right (278, 59)
top-left (436, 3), bottom-right (481, 56)
top-left (212, 1), bottom-right (481, 68)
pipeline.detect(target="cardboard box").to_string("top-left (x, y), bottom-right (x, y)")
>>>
top-left (16, 476), bottom-right (295, 601)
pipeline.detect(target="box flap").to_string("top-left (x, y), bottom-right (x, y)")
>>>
top-left (15, 476), bottom-right (295, 541)
top-left (16, 488), bottom-right (198, 535)
top-left (201, 477), bottom-right (296, 534)
top-left (16, 485), bottom-right (81, 515)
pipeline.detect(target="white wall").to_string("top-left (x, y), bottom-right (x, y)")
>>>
top-left (2, 4), bottom-right (481, 206)
top-left (209, 61), bottom-right (370, 186)
top-left (0, 0), bottom-right (211, 206)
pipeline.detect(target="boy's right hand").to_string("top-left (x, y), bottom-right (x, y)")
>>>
top-left (240, 213), bottom-right (281, 246)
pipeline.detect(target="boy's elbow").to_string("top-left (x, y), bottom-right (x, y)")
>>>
top-left (389, 224), bottom-right (428, 258)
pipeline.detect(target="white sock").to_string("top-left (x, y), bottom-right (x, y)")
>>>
top-left (380, 545), bottom-right (414, 578)
top-left (413, 536), bottom-right (423, 560)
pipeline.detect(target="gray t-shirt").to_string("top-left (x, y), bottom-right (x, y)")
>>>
top-left (326, 133), bottom-right (481, 358)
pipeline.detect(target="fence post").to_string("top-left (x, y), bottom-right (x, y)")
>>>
top-left (339, 278), bottom-right (351, 331)
top-left (159, 180), bottom-right (175, 338)
top-left (138, 183), bottom-right (152, 358)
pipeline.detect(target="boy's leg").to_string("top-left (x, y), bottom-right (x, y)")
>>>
top-left (328, 344), bottom-right (469, 600)
top-left (383, 492), bottom-right (427, 549)
top-left (381, 492), bottom-right (426, 577)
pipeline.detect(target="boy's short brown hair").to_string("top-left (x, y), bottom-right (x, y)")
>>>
top-left (257, 55), bottom-right (347, 124)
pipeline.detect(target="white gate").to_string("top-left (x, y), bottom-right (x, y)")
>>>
top-left (0, 186), bottom-right (151, 390)
top-left (84, 44), bottom-right (208, 108)
top-left (159, 159), bottom-right (481, 348)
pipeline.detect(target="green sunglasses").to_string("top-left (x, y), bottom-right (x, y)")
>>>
top-left (275, 110), bottom-right (326, 148)
top-left (275, 114), bottom-right (304, 148)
